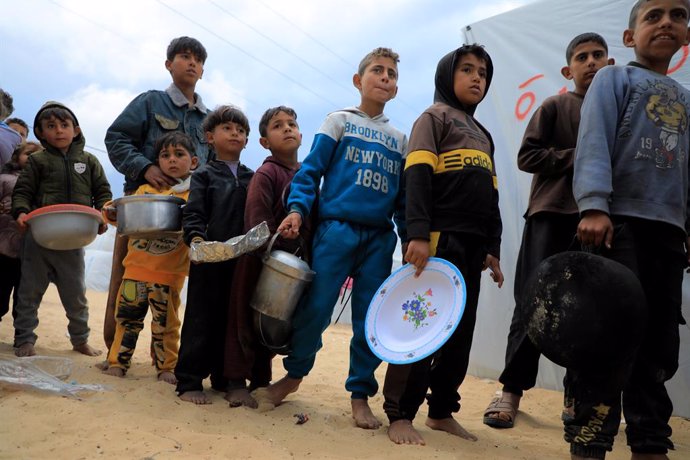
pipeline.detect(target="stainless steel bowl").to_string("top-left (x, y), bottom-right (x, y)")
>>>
top-left (113, 195), bottom-right (185, 238)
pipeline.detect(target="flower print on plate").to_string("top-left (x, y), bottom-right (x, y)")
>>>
top-left (401, 289), bottom-right (437, 330)
top-left (365, 257), bottom-right (467, 365)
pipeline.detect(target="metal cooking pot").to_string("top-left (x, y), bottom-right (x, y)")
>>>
top-left (250, 233), bottom-right (315, 322)
top-left (524, 251), bottom-right (646, 371)
top-left (113, 195), bottom-right (185, 238)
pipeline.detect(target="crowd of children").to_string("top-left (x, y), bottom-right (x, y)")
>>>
top-left (2, 1), bottom-right (689, 457)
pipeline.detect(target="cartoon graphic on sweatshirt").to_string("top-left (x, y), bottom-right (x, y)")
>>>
top-left (644, 82), bottom-right (687, 169)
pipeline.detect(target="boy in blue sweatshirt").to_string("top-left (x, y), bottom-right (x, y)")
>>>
top-left (571, 0), bottom-right (690, 458)
top-left (259, 47), bottom-right (407, 429)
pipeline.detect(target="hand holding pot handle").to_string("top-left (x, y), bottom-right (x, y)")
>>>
top-left (277, 212), bottom-right (302, 239)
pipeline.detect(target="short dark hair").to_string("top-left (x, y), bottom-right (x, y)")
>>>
top-left (358, 47), bottom-right (400, 76)
top-left (202, 105), bottom-right (250, 136)
top-left (167, 36), bottom-right (207, 64)
top-left (258, 106), bottom-right (298, 137)
top-left (565, 33), bottom-right (608, 63)
top-left (153, 131), bottom-right (196, 160)
top-left (0, 89), bottom-right (13, 120)
top-left (35, 107), bottom-right (78, 130)
top-left (629, 0), bottom-right (690, 28)
top-left (6, 117), bottom-right (28, 132)
top-left (455, 44), bottom-right (491, 69)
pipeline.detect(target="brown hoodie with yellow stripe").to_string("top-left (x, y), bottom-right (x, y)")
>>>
top-left (405, 45), bottom-right (501, 258)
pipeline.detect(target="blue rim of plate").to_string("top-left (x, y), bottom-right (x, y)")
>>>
top-left (365, 257), bottom-right (466, 364)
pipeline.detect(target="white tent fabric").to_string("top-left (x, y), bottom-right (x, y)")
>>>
top-left (84, 230), bottom-right (117, 292)
top-left (463, 0), bottom-right (690, 418)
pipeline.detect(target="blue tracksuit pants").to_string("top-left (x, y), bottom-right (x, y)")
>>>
top-left (283, 219), bottom-right (397, 399)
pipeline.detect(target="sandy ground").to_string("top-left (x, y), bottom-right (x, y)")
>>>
top-left (0, 285), bottom-right (688, 460)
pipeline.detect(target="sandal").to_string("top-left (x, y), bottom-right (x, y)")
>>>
top-left (483, 393), bottom-right (520, 428)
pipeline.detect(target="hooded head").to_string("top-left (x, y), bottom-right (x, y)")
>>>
top-left (33, 101), bottom-right (83, 151)
top-left (433, 44), bottom-right (493, 116)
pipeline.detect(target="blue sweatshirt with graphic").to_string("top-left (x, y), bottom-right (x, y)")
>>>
top-left (287, 107), bottom-right (408, 238)
top-left (574, 63), bottom-right (690, 233)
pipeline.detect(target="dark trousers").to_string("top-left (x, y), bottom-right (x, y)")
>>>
top-left (175, 260), bottom-right (236, 394)
top-left (224, 253), bottom-right (274, 390)
top-left (499, 212), bottom-right (579, 396)
top-left (14, 232), bottom-right (91, 347)
top-left (565, 217), bottom-right (684, 458)
top-left (0, 254), bottom-right (20, 321)
top-left (383, 232), bottom-right (485, 422)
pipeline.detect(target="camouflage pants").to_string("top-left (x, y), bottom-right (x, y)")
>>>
top-left (107, 279), bottom-right (182, 374)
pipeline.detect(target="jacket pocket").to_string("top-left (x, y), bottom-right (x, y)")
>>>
top-left (154, 114), bottom-right (180, 130)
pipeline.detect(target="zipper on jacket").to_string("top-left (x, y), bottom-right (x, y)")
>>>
top-left (63, 154), bottom-right (73, 203)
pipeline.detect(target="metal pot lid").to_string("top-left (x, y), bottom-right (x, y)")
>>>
top-left (113, 195), bottom-right (185, 206)
top-left (265, 250), bottom-right (315, 281)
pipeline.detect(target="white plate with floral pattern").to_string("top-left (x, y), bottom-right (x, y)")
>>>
top-left (365, 257), bottom-right (466, 364)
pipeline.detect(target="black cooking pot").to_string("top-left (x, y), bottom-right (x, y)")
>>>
top-left (523, 251), bottom-right (647, 370)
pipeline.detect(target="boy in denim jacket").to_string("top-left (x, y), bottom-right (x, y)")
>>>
top-left (102, 36), bottom-right (211, 356)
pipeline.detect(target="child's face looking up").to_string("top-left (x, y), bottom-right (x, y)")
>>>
top-left (158, 144), bottom-right (196, 179)
top-left (165, 49), bottom-right (204, 90)
top-left (356, 56), bottom-right (399, 105)
top-left (453, 53), bottom-right (487, 107)
top-left (565, 41), bottom-right (611, 94)
top-left (39, 115), bottom-right (80, 153)
top-left (206, 121), bottom-right (248, 161)
top-left (624, 0), bottom-right (690, 72)
top-left (261, 111), bottom-right (302, 156)
top-left (8, 122), bottom-right (28, 140)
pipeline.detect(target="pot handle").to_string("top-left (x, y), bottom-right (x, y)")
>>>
top-left (265, 232), bottom-right (281, 260)
top-left (264, 232), bottom-right (308, 260)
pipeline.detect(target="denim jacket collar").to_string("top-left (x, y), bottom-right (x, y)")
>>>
top-left (166, 83), bottom-right (208, 113)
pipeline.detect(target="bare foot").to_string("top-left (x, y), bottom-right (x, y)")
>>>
top-left (103, 366), bottom-right (125, 377)
top-left (388, 419), bottom-right (425, 445)
top-left (225, 388), bottom-right (258, 409)
top-left (73, 342), bottom-right (102, 356)
top-left (14, 342), bottom-right (36, 357)
top-left (179, 390), bottom-right (212, 405)
top-left (95, 360), bottom-right (109, 370)
top-left (426, 416), bottom-right (477, 441)
top-left (351, 398), bottom-right (382, 429)
top-left (158, 371), bottom-right (177, 385)
top-left (250, 388), bottom-right (276, 412)
top-left (253, 375), bottom-right (302, 407)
